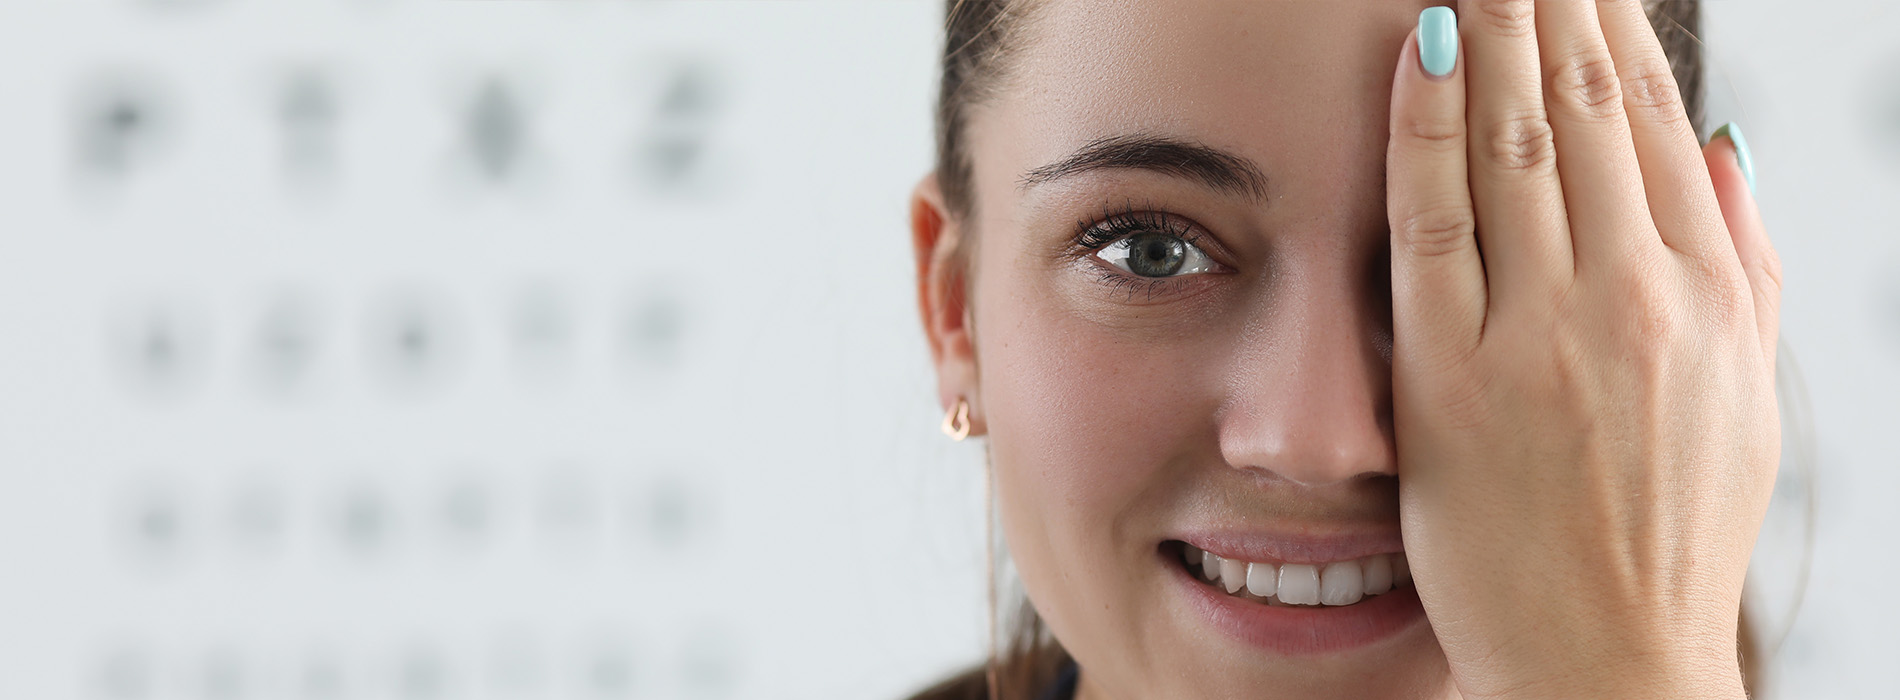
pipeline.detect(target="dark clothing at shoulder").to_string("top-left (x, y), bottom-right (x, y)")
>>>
top-left (904, 660), bottom-right (1079, 700)
top-left (1038, 662), bottom-right (1079, 700)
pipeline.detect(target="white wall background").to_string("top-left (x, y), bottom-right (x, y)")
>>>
top-left (0, 2), bottom-right (1889, 699)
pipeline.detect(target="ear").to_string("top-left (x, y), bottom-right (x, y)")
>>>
top-left (910, 173), bottom-right (986, 437)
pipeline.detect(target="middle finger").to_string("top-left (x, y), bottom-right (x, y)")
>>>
top-left (1536, 0), bottom-right (1664, 275)
top-left (1459, 0), bottom-right (1572, 298)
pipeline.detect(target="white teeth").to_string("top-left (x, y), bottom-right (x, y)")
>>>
top-left (1276, 563), bottom-right (1320, 605)
top-left (1182, 545), bottom-right (1408, 607)
top-left (1220, 557), bottom-right (1247, 594)
top-left (1319, 560), bottom-right (1365, 606)
top-left (1245, 562), bottom-right (1277, 597)
top-left (1363, 554), bottom-right (1393, 595)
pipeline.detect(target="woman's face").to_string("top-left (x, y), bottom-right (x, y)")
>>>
top-left (930, 1), bottom-right (1460, 698)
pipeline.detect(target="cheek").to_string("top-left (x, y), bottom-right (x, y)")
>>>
top-left (973, 263), bottom-right (1216, 552)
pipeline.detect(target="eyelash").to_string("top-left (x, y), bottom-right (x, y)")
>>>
top-left (1069, 203), bottom-right (1220, 302)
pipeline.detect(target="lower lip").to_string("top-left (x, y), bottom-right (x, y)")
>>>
top-left (1167, 550), bottom-right (1427, 655)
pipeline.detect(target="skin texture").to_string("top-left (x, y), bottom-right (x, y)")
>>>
top-left (909, 1), bottom-right (1777, 698)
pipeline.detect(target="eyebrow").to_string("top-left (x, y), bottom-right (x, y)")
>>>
top-left (1018, 133), bottom-right (1268, 200)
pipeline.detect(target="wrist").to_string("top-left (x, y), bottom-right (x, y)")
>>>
top-left (1459, 639), bottom-right (1747, 700)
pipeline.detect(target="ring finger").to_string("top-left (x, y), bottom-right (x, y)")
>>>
top-left (1536, 0), bottom-right (1662, 275)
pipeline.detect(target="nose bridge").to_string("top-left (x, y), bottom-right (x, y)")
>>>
top-left (1218, 273), bottom-right (1393, 486)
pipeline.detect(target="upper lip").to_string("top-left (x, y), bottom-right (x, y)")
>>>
top-left (1174, 528), bottom-right (1404, 564)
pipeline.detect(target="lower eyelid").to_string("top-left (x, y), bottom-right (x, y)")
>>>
top-left (1082, 263), bottom-right (1224, 305)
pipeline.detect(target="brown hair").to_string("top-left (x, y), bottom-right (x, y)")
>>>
top-left (915, 2), bottom-right (1763, 699)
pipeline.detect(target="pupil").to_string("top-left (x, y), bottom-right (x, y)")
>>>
top-left (1127, 234), bottom-right (1185, 277)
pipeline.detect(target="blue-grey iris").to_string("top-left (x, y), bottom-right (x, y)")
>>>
top-left (1127, 233), bottom-right (1186, 277)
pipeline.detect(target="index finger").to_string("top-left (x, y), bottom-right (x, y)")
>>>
top-left (1389, 7), bottom-right (1485, 361)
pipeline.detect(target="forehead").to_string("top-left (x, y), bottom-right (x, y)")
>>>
top-left (979, 0), bottom-right (1437, 203)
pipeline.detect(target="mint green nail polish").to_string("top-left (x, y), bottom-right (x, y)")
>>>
top-left (1419, 7), bottom-right (1458, 78)
top-left (1713, 122), bottom-right (1756, 194)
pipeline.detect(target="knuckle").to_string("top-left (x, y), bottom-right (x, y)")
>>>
top-left (1682, 253), bottom-right (1762, 330)
top-left (1597, 260), bottom-right (1685, 347)
top-left (1622, 284), bottom-right (1683, 347)
top-left (1754, 243), bottom-right (1786, 298)
top-left (1397, 111), bottom-right (1466, 146)
top-left (1472, 0), bottom-right (1537, 37)
top-left (1549, 52), bottom-right (1625, 120)
top-left (1394, 204), bottom-right (1477, 259)
top-left (1482, 111), bottom-right (1557, 172)
top-left (1700, 270), bottom-right (1754, 327)
top-left (1618, 57), bottom-right (1687, 121)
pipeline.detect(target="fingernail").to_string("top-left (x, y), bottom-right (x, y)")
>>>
top-left (1712, 121), bottom-right (1756, 194)
top-left (1418, 6), bottom-right (1458, 78)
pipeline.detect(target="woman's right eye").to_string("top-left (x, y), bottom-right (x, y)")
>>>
top-left (1095, 231), bottom-right (1219, 278)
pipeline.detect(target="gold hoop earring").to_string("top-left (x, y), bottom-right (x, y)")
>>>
top-left (941, 397), bottom-right (971, 441)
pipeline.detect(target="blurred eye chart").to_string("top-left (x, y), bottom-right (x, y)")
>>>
top-left (0, 1), bottom-right (973, 699)
top-left (0, 1), bottom-right (1897, 700)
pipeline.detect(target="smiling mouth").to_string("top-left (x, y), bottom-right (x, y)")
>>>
top-left (1166, 540), bottom-right (1412, 607)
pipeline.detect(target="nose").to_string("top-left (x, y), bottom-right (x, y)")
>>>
top-left (1215, 278), bottom-right (1395, 487)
